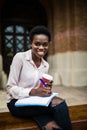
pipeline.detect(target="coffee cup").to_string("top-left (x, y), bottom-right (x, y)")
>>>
top-left (40, 73), bottom-right (53, 87)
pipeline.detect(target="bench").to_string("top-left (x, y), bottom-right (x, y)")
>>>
top-left (69, 104), bottom-right (87, 130)
top-left (0, 104), bottom-right (87, 130)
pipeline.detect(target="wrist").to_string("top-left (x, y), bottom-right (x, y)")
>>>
top-left (29, 89), bottom-right (36, 96)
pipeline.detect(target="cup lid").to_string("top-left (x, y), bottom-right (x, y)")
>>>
top-left (42, 74), bottom-right (53, 81)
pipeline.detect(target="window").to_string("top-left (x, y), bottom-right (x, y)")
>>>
top-left (4, 25), bottom-right (31, 57)
top-left (3, 24), bottom-right (31, 75)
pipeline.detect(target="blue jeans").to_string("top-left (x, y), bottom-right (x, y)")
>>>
top-left (7, 99), bottom-right (72, 130)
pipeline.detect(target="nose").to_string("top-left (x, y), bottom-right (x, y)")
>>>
top-left (39, 45), bottom-right (44, 49)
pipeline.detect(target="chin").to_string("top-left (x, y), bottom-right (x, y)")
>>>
top-left (37, 53), bottom-right (45, 58)
top-left (38, 55), bottom-right (44, 58)
top-left (37, 54), bottom-right (44, 58)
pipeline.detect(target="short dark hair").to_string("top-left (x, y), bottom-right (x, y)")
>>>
top-left (30, 25), bottom-right (51, 42)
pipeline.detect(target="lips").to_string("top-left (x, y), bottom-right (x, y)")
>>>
top-left (37, 51), bottom-right (46, 57)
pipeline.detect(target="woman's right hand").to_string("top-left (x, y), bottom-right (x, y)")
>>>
top-left (29, 87), bottom-right (52, 97)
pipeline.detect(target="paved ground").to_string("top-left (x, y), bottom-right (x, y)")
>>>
top-left (0, 86), bottom-right (87, 112)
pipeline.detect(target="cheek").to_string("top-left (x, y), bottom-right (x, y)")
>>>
top-left (32, 46), bottom-right (38, 55)
top-left (31, 44), bottom-right (37, 50)
top-left (45, 47), bottom-right (49, 51)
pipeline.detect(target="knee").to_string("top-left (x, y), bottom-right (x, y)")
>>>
top-left (52, 100), bottom-right (69, 115)
top-left (51, 97), bottom-right (64, 107)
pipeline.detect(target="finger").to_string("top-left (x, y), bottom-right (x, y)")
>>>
top-left (42, 88), bottom-right (51, 95)
top-left (47, 82), bottom-right (52, 86)
top-left (46, 91), bottom-right (52, 96)
top-left (47, 85), bottom-right (52, 88)
top-left (46, 85), bottom-right (52, 90)
top-left (46, 89), bottom-right (52, 95)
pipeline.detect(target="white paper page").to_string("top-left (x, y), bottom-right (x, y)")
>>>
top-left (15, 92), bottom-right (58, 107)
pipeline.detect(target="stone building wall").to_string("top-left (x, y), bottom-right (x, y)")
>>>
top-left (48, 0), bottom-right (87, 87)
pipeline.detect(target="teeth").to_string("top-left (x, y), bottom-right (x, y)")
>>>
top-left (39, 52), bottom-right (44, 53)
top-left (38, 52), bottom-right (44, 55)
top-left (38, 51), bottom-right (44, 53)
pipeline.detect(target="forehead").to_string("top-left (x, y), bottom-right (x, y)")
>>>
top-left (33, 34), bottom-right (49, 41)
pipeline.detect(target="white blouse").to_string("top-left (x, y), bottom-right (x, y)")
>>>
top-left (7, 49), bottom-right (49, 103)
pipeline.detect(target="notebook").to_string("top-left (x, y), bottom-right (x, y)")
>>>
top-left (15, 92), bottom-right (58, 107)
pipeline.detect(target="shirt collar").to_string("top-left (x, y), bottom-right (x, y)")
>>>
top-left (25, 49), bottom-right (32, 61)
top-left (25, 49), bottom-right (47, 68)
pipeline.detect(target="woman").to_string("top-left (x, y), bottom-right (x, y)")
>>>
top-left (7, 26), bottom-right (72, 130)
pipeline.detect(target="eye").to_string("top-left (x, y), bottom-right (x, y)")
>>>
top-left (43, 42), bottom-right (49, 47)
top-left (34, 42), bottom-right (40, 46)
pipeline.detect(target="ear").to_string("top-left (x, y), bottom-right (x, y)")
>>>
top-left (49, 41), bottom-right (52, 44)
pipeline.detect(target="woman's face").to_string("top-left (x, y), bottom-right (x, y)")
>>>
top-left (31, 34), bottom-right (50, 59)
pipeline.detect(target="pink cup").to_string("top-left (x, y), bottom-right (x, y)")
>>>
top-left (40, 74), bottom-right (53, 87)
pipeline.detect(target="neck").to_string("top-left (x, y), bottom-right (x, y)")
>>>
top-left (32, 53), bottom-right (42, 67)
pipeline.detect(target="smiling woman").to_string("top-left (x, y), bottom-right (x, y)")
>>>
top-left (6, 26), bottom-right (72, 130)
